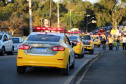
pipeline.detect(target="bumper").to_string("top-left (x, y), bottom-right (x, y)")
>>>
top-left (84, 45), bottom-right (93, 51)
top-left (73, 46), bottom-right (82, 55)
top-left (17, 49), bottom-right (69, 69)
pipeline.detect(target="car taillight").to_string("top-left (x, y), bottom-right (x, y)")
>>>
top-left (88, 40), bottom-right (92, 42)
top-left (19, 44), bottom-right (30, 50)
top-left (73, 41), bottom-right (81, 45)
top-left (51, 46), bottom-right (65, 51)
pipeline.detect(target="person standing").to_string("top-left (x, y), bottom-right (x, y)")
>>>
top-left (116, 36), bottom-right (120, 50)
top-left (122, 35), bottom-right (126, 50)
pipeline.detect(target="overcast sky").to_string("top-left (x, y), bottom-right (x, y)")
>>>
top-left (53, 0), bottom-right (99, 4)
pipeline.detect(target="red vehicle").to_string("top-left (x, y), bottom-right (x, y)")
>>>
top-left (98, 29), bottom-right (104, 35)
top-left (33, 26), bottom-right (67, 33)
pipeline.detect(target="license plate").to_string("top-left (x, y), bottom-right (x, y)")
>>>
top-left (35, 48), bottom-right (47, 53)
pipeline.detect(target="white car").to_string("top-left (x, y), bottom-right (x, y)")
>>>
top-left (0, 33), bottom-right (14, 56)
top-left (11, 37), bottom-right (24, 53)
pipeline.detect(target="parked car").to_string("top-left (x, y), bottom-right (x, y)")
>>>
top-left (0, 32), bottom-right (14, 56)
top-left (17, 32), bottom-right (75, 76)
top-left (11, 37), bottom-right (24, 53)
top-left (67, 34), bottom-right (84, 58)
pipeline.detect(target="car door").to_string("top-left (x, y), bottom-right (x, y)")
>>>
top-left (7, 35), bottom-right (13, 51)
top-left (3, 35), bottom-right (9, 51)
top-left (64, 36), bottom-right (74, 66)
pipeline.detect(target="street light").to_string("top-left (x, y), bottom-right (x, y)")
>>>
top-left (86, 15), bottom-right (95, 33)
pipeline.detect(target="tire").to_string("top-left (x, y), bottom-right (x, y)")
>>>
top-left (17, 66), bottom-right (26, 74)
top-left (10, 47), bottom-right (14, 55)
top-left (78, 54), bottom-right (82, 58)
top-left (0, 47), bottom-right (5, 56)
top-left (98, 45), bottom-right (100, 47)
top-left (82, 48), bottom-right (85, 58)
top-left (90, 49), bottom-right (94, 54)
top-left (61, 60), bottom-right (69, 76)
top-left (70, 58), bottom-right (75, 69)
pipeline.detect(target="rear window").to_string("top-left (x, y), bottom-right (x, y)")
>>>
top-left (82, 35), bottom-right (91, 40)
top-left (94, 37), bottom-right (99, 39)
top-left (12, 38), bottom-right (19, 43)
top-left (27, 34), bottom-right (60, 42)
top-left (67, 36), bottom-right (78, 40)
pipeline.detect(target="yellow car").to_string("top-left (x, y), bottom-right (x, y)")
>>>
top-left (17, 32), bottom-right (75, 76)
top-left (80, 34), bottom-right (94, 54)
top-left (67, 34), bottom-right (84, 58)
top-left (92, 35), bottom-right (101, 47)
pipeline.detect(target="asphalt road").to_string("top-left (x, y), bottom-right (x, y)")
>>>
top-left (80, 47), bottom-right (126, 84)
top-left (0, 47), bottom-right (101, 84)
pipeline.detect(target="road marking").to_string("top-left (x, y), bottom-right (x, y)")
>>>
top-left (64, 59), bottom-right (90, 84)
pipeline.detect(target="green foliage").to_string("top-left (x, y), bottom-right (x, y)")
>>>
top-left (0, 2), bottom-right (4, 7)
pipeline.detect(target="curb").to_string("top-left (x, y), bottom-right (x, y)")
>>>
top-left (65, 52), bottom-right (103, 84)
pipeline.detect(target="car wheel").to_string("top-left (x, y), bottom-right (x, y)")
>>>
top-left (17, 66), bottom-right (26, 74)
top-left (70, 56), bottom-right (75, 69)
top-left (82, 48), bottom-right (85, 58)
top-left (90, 49), bottom-right (94, 54)
top-left (0, 47), bottom-right (5, 56)
top-left (10, 47), bottom-right (14, 55)
top-left (98, 45), bottom-right (100, 47)
top-left (61, 60), bottom-right (69, 76)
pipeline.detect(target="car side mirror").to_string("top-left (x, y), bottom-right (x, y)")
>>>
top-left (72, 42), bottom-right (76, 48)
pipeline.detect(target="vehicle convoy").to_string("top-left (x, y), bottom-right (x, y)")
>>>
top-left (11, 37), bottom-right (24, 53)
top-left (80, 34), bottom-right (94, 54)
top-left (67, 34), bottom-right (84, 58)
top-left (17, 32), bottom-right (75, 76)
top-left (0, 32), bottom-right (14, 56)
top-left (91, 35), bottom-right (101, 47)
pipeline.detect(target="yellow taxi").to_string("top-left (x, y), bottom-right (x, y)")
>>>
top-left (80, 34), bottom-right (94, 54)
top-left (91, 35), bottom-right (101, 47)
top-left (67, 34), bottom-right (84, 58)
top-left (17, 32), bottom-right (75, 76)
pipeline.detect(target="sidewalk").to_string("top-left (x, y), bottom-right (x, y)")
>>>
top-left (80, 49), bottom-right (126, 84)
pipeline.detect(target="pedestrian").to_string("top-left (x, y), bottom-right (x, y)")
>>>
top-left (122, 35), bottom-right (126, 50)
top-left (101, 36), bottom-right (106, 50)
top-left (108, 35), bottom-right (113, 50)
top-left (116, 36), bottom-right (120, 50)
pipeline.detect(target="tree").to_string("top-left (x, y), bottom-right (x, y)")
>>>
top-left (94, 0), bottom-right (126, 29)
top-left (1, 12), bottom-right (23, 35)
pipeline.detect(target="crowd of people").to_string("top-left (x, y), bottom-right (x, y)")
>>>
top-left (101, 34), bottom-right (126, 50)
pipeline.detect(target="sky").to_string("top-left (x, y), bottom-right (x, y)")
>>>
top-left (53, 0), bottom-right (99, 4)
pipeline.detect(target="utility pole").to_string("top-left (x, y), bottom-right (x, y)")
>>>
top-left (57, 0), bottom-right (59, 28)
top-left (29, 0), bottom-right (32, 33)
top-left (86, 14), bottom-right (90, 33)
top-left (50, 0), bottom-right (51, 27)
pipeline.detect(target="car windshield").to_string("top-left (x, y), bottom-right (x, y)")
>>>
top-left (67, 36), bottom-right (78, 40)
top-left (12, 38), bottom-right (19, 43)
top-left (0, 35), bottom-right (2, 40)
top-left (27, 34), bottom-right (60, 42)
top-left (82, 35), bottom-right (91, 40)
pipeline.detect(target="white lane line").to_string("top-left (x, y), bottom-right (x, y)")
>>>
top-left (64, 59), bottom-right (90, 84)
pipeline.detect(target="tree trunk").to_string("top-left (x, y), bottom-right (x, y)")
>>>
top-left (112, 12), bottom-right (115, 30)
